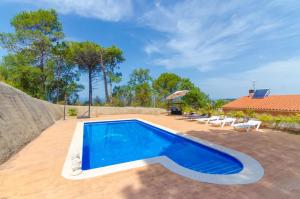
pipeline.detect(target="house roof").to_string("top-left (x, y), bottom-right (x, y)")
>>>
top-left (223, 95), bottom-right (300, 113)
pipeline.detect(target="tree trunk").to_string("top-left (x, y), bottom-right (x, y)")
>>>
top-left (63, 93), bottom-right (67, 120)
top-left (109, 80), bottom-right (113, 103)
top-left (39, 46), bottom-right (47, 100)
top-left (88, 68), bottom-right (92, 118)
top-left (56, 58), bottom-right (62, 103)
top-left (100, 52), bottom-right (109, 103)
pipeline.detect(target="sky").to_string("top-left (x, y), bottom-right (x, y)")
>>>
top-left (0, 0), bottom-right (300, 100)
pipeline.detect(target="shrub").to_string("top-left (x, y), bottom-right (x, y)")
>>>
top-left (253, 113), bottom-right (300, 126)
top-left (235, 111), bottom-right (245, 118)
top-left (244, 109), bottom-right (255, 118)
top-left (226, 111), bottom-right (235, 117)
top-left (255, 114), bottom-right (273, 123)
top-left (182, 106), bottom-right (196, 114)
top-left (274, 115), bottom-right (295, 124)
top-left (294, 114), bottom-right (300, 124)
top-left (212, 109), bottom-right (224, 116)
top-left (226, 111), bottom-right (245, 118)
top-left (201, 102), bottom-right (214, 116)
top-left (57, 100), bottom-right (65, 105)
top-left (68, 108), bottom-right (78, 116)
top-left (281, 114), bottom-right (300, 124)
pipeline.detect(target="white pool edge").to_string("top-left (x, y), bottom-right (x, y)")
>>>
top-left (61, 118), bottom-right (264, 185)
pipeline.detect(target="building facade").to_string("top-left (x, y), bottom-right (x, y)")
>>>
top-left (223, 94), bottom-right (300, 115)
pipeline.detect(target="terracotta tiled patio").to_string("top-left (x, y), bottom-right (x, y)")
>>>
top-left (1, 114), bottom-right (300, 199)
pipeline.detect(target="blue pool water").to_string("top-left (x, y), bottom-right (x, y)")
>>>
top-left (82, 120), bottom-right (243, 174)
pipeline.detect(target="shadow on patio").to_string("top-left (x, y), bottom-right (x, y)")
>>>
top-left (121, 128), bottom-right (300, 199)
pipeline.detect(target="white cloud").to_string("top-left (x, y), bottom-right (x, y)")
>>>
top-left (141, 0), bottom-right (300, 70)
top-left (200, 57), bottom-right (300, 99)
top-left (9, 0), bottom-right (133, 21)
top-left (144, 44), bottom-right (160, 55)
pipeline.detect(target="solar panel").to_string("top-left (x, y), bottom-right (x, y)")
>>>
top-left (252, 89), bottom-right (270, 99)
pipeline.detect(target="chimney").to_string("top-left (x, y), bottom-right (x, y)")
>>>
top-left (248, 89), bottom-right (255, 97)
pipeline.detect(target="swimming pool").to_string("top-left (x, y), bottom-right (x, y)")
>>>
top-left (83, 119), bottom-right (243, 174)
top-left (62, 119), bottom-right (264, 184)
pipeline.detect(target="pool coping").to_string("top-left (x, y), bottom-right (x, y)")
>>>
top-left (61, 118), bottom-right (264, 185)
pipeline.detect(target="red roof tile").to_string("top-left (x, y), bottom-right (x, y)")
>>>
top-left (223, 95), bottom-right (300, 113)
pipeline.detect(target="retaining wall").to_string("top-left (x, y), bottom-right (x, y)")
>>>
top-left (66, 105), bottom-right (166, 117)
top-left (0, 82), bottom-right (63, 164)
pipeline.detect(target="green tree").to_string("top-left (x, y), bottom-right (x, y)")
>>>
top-left (202, 102), bottom-right (215, 117)
top-left (128, 68), bottom-right (152, 106)
top-left (48, 42), bottom-right (84, 103)
top-left (112, 85), bottom-right (132, 106)
top-left (181, 87), bottom-right (210, 109)
top-left (152, 73), bottom-right (181, 106)
top-left (99, 47), bottom-right (109, 102)
top-left (179, 78), bottom-right (210, 109)
top-left (104, 45), bottom-right (124, 102)
top-left (0, 53), bottom-right (42, 98)
top-left (214, 99), bottom-right (229, 110)
top-left (128, 68), bottom-right (152, 86)
top-left (108, 71), bottom-right (122, 102)
top-left (98, 45), bottom-right (124, 103)
top-left (69, 41), bottom-right (100, 117)
top-left (0, 9), bottom-right (64, 99)
top-left (178, 78), bottom-right (194, 90)
top-left (133, 83), bottom-right (152, 107)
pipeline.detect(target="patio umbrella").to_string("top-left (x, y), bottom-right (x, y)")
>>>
top-left (166, 90), bottom-right (189, 100)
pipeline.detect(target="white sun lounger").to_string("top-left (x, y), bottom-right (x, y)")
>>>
top-left (196, 116), bottom-right (220, 125)
top-left (210, 117), bottom-right (236, 128)
top-left (233, 120), bottom-right (262, 132)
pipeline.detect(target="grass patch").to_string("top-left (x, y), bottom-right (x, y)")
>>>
top-left (67, 108), bottom-right (78, 116)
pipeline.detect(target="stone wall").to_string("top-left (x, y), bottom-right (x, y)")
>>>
top-left (0, 82), bottom-right (63, 164)
top-left (66, 105), bottom-right (166, 117)
top-left (263, 122), bottom-right (300, 134)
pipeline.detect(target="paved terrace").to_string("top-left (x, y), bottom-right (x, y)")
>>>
top-left (1, 114), bottom-right (300, 199)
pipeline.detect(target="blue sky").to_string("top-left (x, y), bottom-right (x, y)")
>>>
top-left (1, 0), bottom-right (300, 100)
